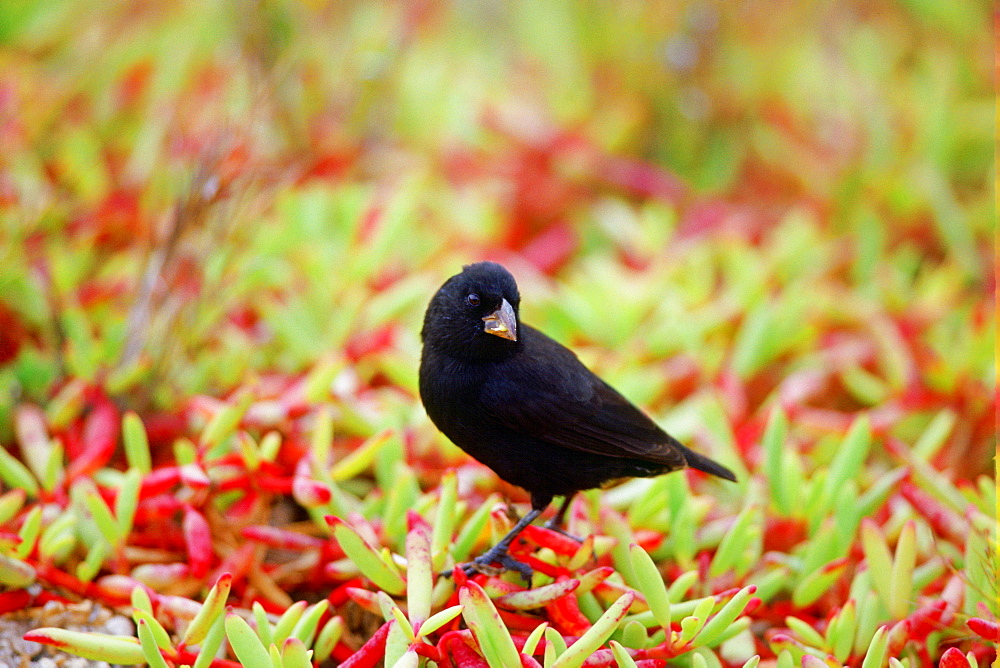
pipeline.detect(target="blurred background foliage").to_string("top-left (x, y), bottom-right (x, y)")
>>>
top-left (0, 0), bottom-right (993, 470)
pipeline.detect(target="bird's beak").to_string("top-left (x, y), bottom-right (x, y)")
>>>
top-left (482, 298), bottom-right (517, 341)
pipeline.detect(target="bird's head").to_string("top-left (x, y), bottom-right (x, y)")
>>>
top-left (422, 262), bottom-right (522, 360)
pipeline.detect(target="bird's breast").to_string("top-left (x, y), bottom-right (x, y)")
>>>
top-left (419, 353), bottom-right (490, 429)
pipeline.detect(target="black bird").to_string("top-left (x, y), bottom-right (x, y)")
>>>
top-left (419, 262), bottom-right (736, 578)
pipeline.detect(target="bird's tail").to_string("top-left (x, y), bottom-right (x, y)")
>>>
top-left (678, 444), bottom-right (737, 482)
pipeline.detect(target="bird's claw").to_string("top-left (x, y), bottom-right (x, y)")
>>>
top-left (459, 548), bottom-right (534, 582)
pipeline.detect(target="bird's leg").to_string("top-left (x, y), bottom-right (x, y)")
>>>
top-left (542, 494), bottom-right (584, 542)
top-left (462, 507), bottom-right (543, 581)
top-left (543, 494), bottom-right (574, 530)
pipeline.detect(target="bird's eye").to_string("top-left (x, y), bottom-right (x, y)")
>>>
top-left (467, 293), bottom-right (480, 307)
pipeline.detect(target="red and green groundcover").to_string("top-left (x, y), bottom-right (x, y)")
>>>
top-left (0, 2), bottom-right (994, 667)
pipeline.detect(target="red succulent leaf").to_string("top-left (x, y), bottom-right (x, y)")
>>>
top-left (596, 154), bottom-right (686, 205)
top-left (545, 590), bottom-right (591, 636)
top-left (337, 620), bottom-right (391, 668)
top-left (407, 509), bottom-right (432, 533)
top-left (519, 524), bottom-right (582, 556)
top-left (241, 525), bottom-right (324, 551)
top-left (298, 150), bottom-right (358, 183)
top-left (134, 493), bottom-right (183, 523)
top-left (937, 646), bottom-right (971, 668)
top-left (906, 600), bottom-right (950, 641)
top-left (763, 516), bottom-right (808, 552)
top-left (967, 617), bottom-right (999, 642)
top-left (255, 475), bottom-right (294, 494)
top-left (520, 653), bottom-right (544, 668)
top-left (326, 578), bottom-right (365, 607)
top-left (179, 463), bottom-right (211, 491)
top-left (0, 589), bottom-right (32, 614)
top-left (116, 60), bottom-right (152, 108)
top-left (496, 608), bottom-right (546, 633)
top-left (68, 190), bottom-right (146, 250)
top-left (354, 203), bottom-right (384, 245)
top-left (633, 530), bottom-right (664, 553)
top-left (448, 636), bottom-right (491, 667)
top-left (66, 398), bottom-right (120, 482)
top-left (511, 552), bottom-right (563, 579)
top-left (521, 222), bottom-right (578, 275)
top-left (182, 505), bottom-right (213, 578)
top-left (345, 324), bottom-right (396, 362)
top-left (34, 563), bottom-right (130, 607)
top-left (171, 648), bottom-right (241, 668)
top-left (412, 642), bottom-right (442, 662)
top-left (0, 303), bottom-right (33, 365)
top-left (212, 542), bottom-right (257, 588)
top-left (138, 466), bottom-right (182, 498)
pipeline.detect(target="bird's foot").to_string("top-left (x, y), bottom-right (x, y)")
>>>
top-left (541, 519), bottom-right (584, 543)
top-left (460, 546), bottom-right (533, 582)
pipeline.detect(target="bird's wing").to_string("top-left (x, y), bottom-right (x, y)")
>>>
top-left (478, 325), bottom-right (687, 468)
